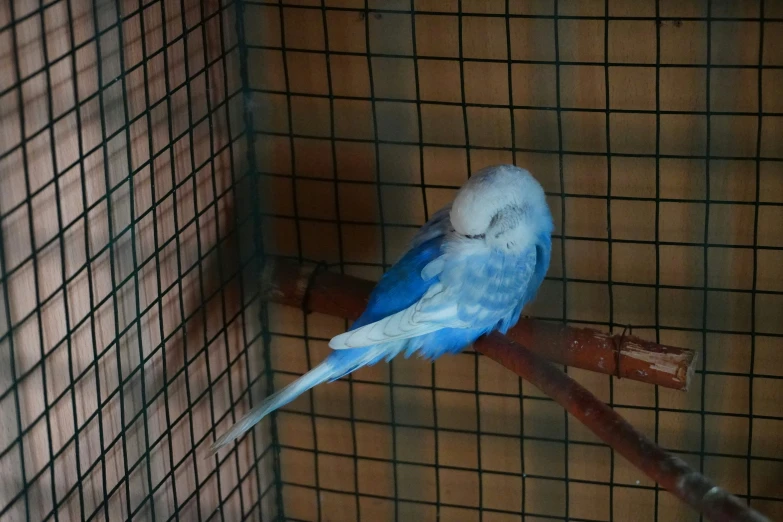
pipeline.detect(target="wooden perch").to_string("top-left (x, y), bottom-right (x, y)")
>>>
top-left (260, 257), bottom-right (769, 522)
top-left (480, 334), bottom-right (769, 522)
top-left (263, 257), bottom-right (697, 390)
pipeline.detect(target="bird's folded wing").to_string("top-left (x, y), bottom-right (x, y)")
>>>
top-left (329, 245), bottom-right (537, 350)
top-left (328, 283), bottom-right (470, 349)
top-left (409, 204), bottom-right (452, 250)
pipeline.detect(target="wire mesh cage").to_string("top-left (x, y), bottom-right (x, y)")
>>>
top-left (2, 0), bottom-right (783, 521)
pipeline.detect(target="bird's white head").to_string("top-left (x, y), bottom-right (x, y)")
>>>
top-left (449, 165), bottom-right (553, 252)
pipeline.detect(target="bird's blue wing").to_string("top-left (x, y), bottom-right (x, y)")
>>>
top-left (523, 231), bottom-right (552, 304)
top-left (350, 235), bottom-right (446, 330)
top-left (330, 242), bottom-right (539, 349)
top-left (501, 231), bottom-right (552, 333)
top-left (408, 204), bottom-right (452, 250)
top-left (350, 203), bottom-right (455, 330)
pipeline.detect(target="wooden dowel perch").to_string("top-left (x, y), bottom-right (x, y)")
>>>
top-left (482, 334), bottom-right (769, 522)
top-left (264, 257), bottom-right (697, 390)
top-left (260, 258), bottom-right (769, 522)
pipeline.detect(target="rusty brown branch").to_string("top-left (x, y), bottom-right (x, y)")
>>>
top-left (260, 257), bottom-right (769, 522)
top-left (478, 334), bottom-right (769, 522)
top-left (263, 257), bottom-right (697, 390)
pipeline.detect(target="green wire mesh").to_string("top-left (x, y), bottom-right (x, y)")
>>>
top-left (2, 0), bottom-right (783, 521)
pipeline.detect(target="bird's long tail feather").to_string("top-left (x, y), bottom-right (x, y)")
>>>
top-left (209, 346), bottom-right (393, 456)
top-left (208, 361), bottom-right (333, 456)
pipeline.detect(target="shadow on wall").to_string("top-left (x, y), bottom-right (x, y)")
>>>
top-left (0, 0), bottom-right (265, 518)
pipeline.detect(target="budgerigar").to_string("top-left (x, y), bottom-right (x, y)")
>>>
top-left (210, 164), bottom-right (553, 454)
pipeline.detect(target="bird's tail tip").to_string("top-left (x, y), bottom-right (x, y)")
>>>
top-left (206, 361), bottom-right (335, 457)
top-left (205, 443), bottom-right (220, 460)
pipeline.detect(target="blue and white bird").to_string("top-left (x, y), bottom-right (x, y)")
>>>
top-left (210, 164), bottom-right (553, 453)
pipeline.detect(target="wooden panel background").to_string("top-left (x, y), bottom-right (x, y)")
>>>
top-left (1, 0), bottom-right (274, 520)
top-left (249, 1), bottom-right (783, 522)
top-left (2, 0), bottom-right (783, 521)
